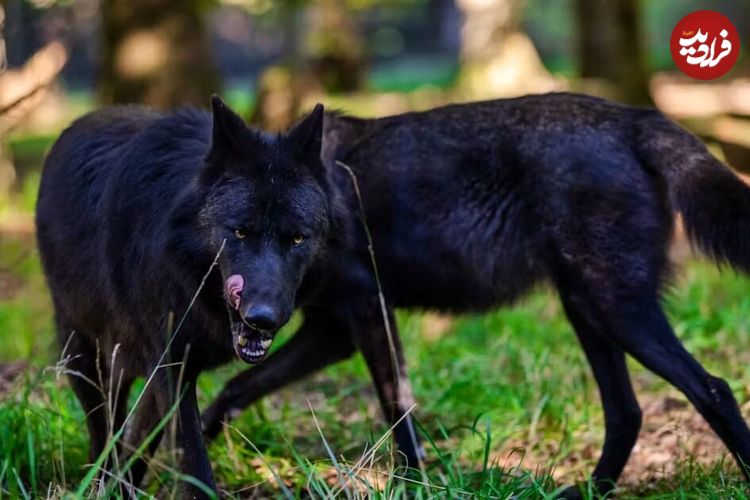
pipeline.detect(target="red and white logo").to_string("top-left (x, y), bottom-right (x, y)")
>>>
top-left (670, 10), bottom-right (740, 80)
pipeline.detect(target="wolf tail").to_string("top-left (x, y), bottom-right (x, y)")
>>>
top-left (636, 111), bottom-right (750, 273)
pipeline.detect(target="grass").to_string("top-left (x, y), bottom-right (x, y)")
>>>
top-left (2, 138), bottom-right (750, 498)
top-left (3, 214), bottom-right (750, 498)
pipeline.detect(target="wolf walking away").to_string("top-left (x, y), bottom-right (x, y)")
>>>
top-left (202, 92), bottom-right (750, 498)
top-left (36, 97), bottom-right (342, 497)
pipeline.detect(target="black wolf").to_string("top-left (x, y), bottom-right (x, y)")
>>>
top-left (202, 93), bottom-right (750, 497)
top-left (36, 97), bottom-right (339, 496)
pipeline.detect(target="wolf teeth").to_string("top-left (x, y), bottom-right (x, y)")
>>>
top-left (237, 335), bottom-right (248, 346)
top-left (260, 339), bottom-right (272, 349)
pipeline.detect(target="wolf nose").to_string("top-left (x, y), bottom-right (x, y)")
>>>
top-left (244, 304), bottom-right (282, 332)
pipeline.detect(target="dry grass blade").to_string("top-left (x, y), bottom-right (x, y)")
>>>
top-left (328, 403), bottom-right (417, 498)
top-left (306, 400), bottom-right (353, 500)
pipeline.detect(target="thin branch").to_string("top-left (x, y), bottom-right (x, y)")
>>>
top-left (0, 83), bottom-right (48, 116)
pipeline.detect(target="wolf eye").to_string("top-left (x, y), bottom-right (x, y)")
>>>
top-left (292, 234), bottom-right (305, 246)
top-left (234, 229), bottom-right (246, 240)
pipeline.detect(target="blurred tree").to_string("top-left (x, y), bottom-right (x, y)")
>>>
top-left (250, 65), bottom-right (321, 131)
top-left (0, 0), bottom-right (6, 75)
top-left (0, 0), bottom-right (10, 195)
top-left (456, 0), bottom-right (558, 98)
top-left (304, 0), bottom-right (365, 93)
top-left (250, 0), bottom-right (316, 131)
top-left (576, 0), bottom-right (650, 105)
top-left (251, 0), bottom-right (366, 130)
top-left (99, 0), bottom-right (219, 108)
top-left (458, 0), bottom-right (523, 65)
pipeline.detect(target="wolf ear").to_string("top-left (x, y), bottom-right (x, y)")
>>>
top-left (207, 95), bottom-right (247, 159)
top-left (286, 104), bottom-right (324, 159)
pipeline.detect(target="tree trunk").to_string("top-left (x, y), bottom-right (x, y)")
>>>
top-left (576, 0), bottom-right (650, 105)
top-left (455, 0), bottom-right (558, 98)
top-left (251, 0), bottom-right (363, 131)
top-left (1, 0), bottom-right (7, 76)
top-left (98, 0), bottom-right (219, 109)
top-left (304, 0), bottom-right (365, 93)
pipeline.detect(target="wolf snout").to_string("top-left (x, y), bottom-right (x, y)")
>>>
top-left (243, 303), bottom-right (284, 332)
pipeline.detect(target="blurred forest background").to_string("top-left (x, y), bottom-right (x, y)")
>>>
top-left (2, 0), bottom-right (750, 198)
top-left (2, 0), bottom-right (750, 200)
top-left (3, 0), bottom-right (750, 497)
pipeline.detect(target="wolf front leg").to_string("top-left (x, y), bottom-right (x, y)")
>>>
top-left (176, 383), bottom-right (217, 498)
top-left (151, 367), bottom-right (217, 499)
top-left (118, 385), bottom-right (164, 496)
top-left (349, 299), bottom-right (425, 468)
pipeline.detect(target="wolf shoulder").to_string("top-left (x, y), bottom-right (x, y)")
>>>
top-left (43, 105), bottom-right (211, 181)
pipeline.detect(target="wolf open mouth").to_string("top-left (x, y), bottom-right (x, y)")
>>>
top-left (232, 321), bottom-right (273, 363)
top-left (225, 274), bottom-right (274, 363)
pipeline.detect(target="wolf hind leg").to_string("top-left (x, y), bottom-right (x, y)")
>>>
top-left (555, 268), bottom-right (750, 497)
top-left (549, 184), bottom-right (750, 496)
top-left (556, 287), bottom-right (642, 498)
top-left (602, 297), bottom-right (750, 478)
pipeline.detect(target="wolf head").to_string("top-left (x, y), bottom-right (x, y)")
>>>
top-left (170, 96), bottom-right (345, 364)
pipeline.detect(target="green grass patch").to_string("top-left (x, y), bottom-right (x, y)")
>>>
top-left (2, 206), bottom-right (750, 496)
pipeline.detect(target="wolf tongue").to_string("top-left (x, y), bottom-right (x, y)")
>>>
top-left (224, 274), bottom-right (244, 310)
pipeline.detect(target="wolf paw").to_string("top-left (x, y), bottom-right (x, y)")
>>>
top-left (556, 481), bottom-right (615, 499)
top-left (201, 403), bottom-right (226, 440)
top-left (556, 485), bottom-right (585, 500)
